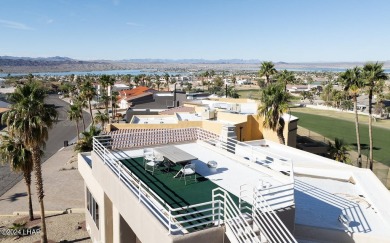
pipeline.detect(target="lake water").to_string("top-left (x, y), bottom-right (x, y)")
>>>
top-left (0, 68), bottom-right (389, 77)
top-left (0, 69), bottom-right (189, 77)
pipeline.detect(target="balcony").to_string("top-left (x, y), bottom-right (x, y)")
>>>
top-left (91, 128), bottom-right (296, 242)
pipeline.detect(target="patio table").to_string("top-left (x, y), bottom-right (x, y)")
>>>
top-left (154, 145), bottom-right (198, 177)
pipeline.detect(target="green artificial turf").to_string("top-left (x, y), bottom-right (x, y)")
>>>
top-left (121, 157), bottom-right (239, 231)
top-left (292, 111), bottom-right (390, 166)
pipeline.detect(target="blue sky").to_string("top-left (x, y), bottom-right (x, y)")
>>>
top-left (1, 0), bottom-right (390, 62)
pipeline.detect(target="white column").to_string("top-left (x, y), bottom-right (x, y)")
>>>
top-left (113, 206), bottom-right (121, 243)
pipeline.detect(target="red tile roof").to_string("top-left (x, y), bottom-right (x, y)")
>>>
top-left (119, 86), bottom-right (152, 97)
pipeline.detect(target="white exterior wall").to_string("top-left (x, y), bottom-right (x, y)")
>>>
top-left (78, 153), bottom-right (105, 243)
top-left (78, 152), bottom-right (225, 243)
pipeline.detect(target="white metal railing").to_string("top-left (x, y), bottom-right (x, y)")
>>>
top-left (201, 134), bottom-right (295, 182)
top-left (93, 136), bottom-right (220, 235)
top-left (213, 188), bottom-right (261, 243)
top-left (108, 127), bottom-right (295, 183)
top-left (92, 128), bottom-right (296, 238)
top-left (258, 182), bottom-right (295, 210)
top-left (252, 188), bottom-right (297, 243)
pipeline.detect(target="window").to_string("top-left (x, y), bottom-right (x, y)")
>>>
top-left (86, 187), bottom-right (99, 229)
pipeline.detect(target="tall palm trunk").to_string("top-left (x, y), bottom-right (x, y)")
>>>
top-left (23, 170), bottom-right (34, 221)
top-left (105, 100), bottom-right (109, 117)
top-left (75, 120), bottom-right (80, 140)
top-left (32, 147), bottom-right (48, 243)
top-left (368, 89), bottom-right (374, 170)
top-left (81, 113), bottom-right (86, 131)
top-left (89, 99), bottom-right (94, 126)
top-left (277, 119), bottom-right (286, 145)
top-left (353, 95), bottom-right (362, 168)
top-left (102, 121), bottom-right (106, 133)
top-left (111, 98), bottom-right (114, 122)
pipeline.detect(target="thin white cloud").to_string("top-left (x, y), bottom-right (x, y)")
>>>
top-left (126, 22), bottom-right (142, 27)
top-left (112, 0), bottom-right (120, 6)
top-left (46, 19), bottom-right (54, 24)
top-left (0, 19), bottom-right (34, 30)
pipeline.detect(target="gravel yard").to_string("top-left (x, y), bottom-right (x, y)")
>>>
top-left (0, 213), bottom-right (90, 243)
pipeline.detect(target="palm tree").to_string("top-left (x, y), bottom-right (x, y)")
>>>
top-left (154, 74), bottom-right (160, 88)
top-left (80, 80), bottom-right (96, 125)
top-left (0, 134), bottom-right (34, 221)
top-left (94, 110), bottom-right (109, 133)
top-left (257, 83), bottom-right (290, 144)
top-left (322, 82), bottom-right (334, 105)
top-left (2, 82), bottom-right (57, 243)
top-left (340, 67), bottom-right (364, 167)
top-left (99, 74), bottom-right (115, 91)
top-left (232, 75), bottom-right (237, 87)
top-left (259, 61), bottom-right (277, 86)
top-left (133, 75), bottom-right (141, 86)
top-left (111, 91), bottom-right (119, 117)
top-left (75, 125), bottom-right (101, 152)
top-left (164, 73), bottom-right (170, 91)
top-left (99, 75), bottom-right (115, 115)
top-left (328, 138), bottom-right (350, 164)
top-left (226, 86), bottom-right (239, 98)
top-left (68, 104), bottom-right (82, 140)
top-left (123, 74), bottom-right (132, 87)
top-left (362, 62), bottom-right (388, 170)
top-left (276, 69), bottom-right (296, 92)
top-left (73, 96), bottom-right (88, 130)
top-left (100, 93), bottom-right (110, 116)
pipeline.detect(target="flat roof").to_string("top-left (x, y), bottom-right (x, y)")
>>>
top-left (244, 139), bottom-right (390, 238)
top-left (176, 113), bottom-right (202, 121)
top-left (109, 142), bottom-right (292, 209)
top-left (130, 115), bottom-right (179, 124)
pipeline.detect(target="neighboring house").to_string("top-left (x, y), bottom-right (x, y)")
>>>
top-left (124, 92), bottom-right (188, 122)
top-left (236, 79), bottom-right (251, 85)
top-left (117, 86), bottom-right (156, 109)
top-left (113, 83), bottom-right (130, 92)
top-left (286, 84), bottom-right (310, 93)
top-left (185, 92), bottom-right (210, 100)
top-left (120, 98), bottom-right (298, 147)
top-left (158, 106), bottom-right (195, 115)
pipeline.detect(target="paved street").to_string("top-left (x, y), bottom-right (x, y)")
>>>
top-left (0, 95), bottom-right (91, 196)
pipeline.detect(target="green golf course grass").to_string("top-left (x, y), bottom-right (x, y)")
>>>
top-left (291, 111), bottom-right (390, 166)
top-left (237, 89), bottom-right (261, 99)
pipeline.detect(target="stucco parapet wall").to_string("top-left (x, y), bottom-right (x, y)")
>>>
top-left (109, 121), bottom-right (225, 132)
top-left (208, 98), bottom-right (258, 104)
top-left (217, 111), bottom-right (249, 123)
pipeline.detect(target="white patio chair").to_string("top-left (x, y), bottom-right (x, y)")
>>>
top-left (145, 159), bottom-right (162, 175)
top-left (143, 148), bottom-right (154, 165)
top-left (179, 163), bottom-right (197, 185)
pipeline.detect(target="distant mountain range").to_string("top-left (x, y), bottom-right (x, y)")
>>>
top-left (0, 56), bottom-right (389, 74)
top-left (0, 56), bottom-right (97, 66)
top-left (0, 56), bottom-right (75, 61)
top-left (1, 55), bottom-right (389, 65)
top-left (116, 58), bottom-right (264, 64)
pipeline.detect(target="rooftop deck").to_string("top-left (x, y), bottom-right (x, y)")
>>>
top-left (86, 127), bottom-right (390, 242)
top-left (91, 136), bottom-right (295, 237)
top-left (110, 142), bottom-right (293, 209)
